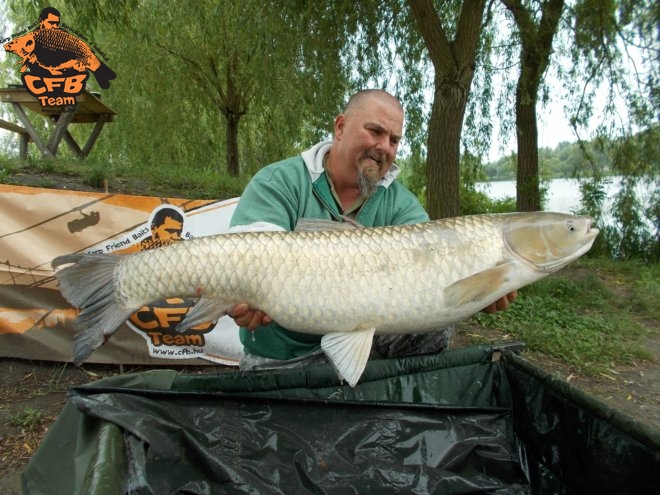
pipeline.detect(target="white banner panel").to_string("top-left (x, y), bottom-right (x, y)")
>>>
top-left (0, 184), bottom-right (243, 366)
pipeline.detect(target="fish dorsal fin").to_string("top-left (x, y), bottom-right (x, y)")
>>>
top-left (444, 262), bottom-right (514, 308)
top-left (176, 297), bottom-right (229, 333)
top-left (321, 326), bottom-right (376, 387)
top-left (294, 217), bottom-right (363, 232)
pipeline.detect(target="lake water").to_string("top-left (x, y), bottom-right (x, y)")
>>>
top-left (476, 177), bottom-right (656, 215)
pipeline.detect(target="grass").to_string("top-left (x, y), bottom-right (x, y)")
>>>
top-left (467, 257), bottom-right (658, 375)
top-left (10, 407), bottom-right (43, 428)
top-left (0, 155), bottom-right (248, 200)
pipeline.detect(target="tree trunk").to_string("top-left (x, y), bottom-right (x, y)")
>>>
top-left (408, 0), bottom-right (487, 219)
top-left (426, 80), bottom-right (467, 219)
top-left (226, 111), bottom-right (241, 177)
top-left (503, 0), bottom-right (565, 212)
top-left (515, 91), bottom-right (541, 211)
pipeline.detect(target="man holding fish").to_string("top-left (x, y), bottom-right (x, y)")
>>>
top-left (227, 89), bottom-right (517, 369)
top-left (54, 88), bottom-right (598, 385)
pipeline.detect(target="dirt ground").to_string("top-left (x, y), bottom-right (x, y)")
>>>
top-left (454, 325), bottom-right (660, 431)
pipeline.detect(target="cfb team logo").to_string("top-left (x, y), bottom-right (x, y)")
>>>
top-left (97, 206), bottom-right (216, 359)
top-left (2, 6), bottom-right (116, 108)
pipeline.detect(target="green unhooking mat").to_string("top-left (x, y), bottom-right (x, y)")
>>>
top-left (22, 346), bottom-right (660, 494)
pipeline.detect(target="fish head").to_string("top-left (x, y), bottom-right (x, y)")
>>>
top-left (4, 32), bottom-right (37, 71)
top-left (505, 212), bottom-right (599, 272)
top-left (4, 32), bottom-right (35, 58)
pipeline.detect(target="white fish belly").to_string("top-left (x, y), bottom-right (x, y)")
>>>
top-left (115, 216), bottom-right (518, 336)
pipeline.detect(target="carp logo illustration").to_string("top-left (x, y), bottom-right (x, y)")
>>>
top-left (3, 6), bottom-right (116, 107)
top-left (114, 206), bottom-right (216, 350)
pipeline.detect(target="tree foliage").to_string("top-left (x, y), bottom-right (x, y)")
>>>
top-left (5, 0), bottom-right (353, 177)
top-left (2, 0), bottom-right (656, 259)
top-left (112, 0), bottom-right (357, 177)
top-left (563, 0), bottom-right (659, 261)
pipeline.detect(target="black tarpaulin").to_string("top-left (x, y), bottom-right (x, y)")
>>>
top-left (22, 346), bottom-right (660, 494)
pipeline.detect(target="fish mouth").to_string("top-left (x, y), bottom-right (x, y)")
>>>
top-left (584, 221), bottom-right (600, 248)
top-left (581, 217), bottom-right (600, 243)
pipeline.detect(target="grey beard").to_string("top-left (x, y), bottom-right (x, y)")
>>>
top-left (357, 168), bottom-right (379, 199)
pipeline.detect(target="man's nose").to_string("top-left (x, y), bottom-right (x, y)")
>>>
top-left (373, 134), bottom-right (390, 152)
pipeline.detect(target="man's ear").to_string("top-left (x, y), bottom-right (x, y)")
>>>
top-left (334, 114), bottom-right (345, 140)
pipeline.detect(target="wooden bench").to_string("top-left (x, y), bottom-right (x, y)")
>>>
top-left (0, 87), bottom-right (116, 159)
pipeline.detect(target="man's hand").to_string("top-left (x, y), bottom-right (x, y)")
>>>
top-left (481, 290), bottom-right (518, 314)
top-left (228, 303), bottom-right (271, 330)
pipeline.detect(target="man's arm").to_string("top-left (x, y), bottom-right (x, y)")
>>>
top-left (229, 161), bottom-right (304, 232)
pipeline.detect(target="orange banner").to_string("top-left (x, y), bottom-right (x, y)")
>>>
top-left (0, 184), bottom-right (243, 366)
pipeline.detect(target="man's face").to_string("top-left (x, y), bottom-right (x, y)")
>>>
top-left (152, 216), bottom-right (182, 241)
top-left (333, 96), bottom-right (403, 194)
top-left (40, 14), bottom-right (60, 29)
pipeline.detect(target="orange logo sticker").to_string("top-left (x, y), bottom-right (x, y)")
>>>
top-left (3, 6), bottom-right (116, 107)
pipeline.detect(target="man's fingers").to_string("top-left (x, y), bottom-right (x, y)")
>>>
top-left (506, 290), bottom-right (518, 302)
top-left (229, 303), bottom-right (249, 319)
top-left (482, 301), bottom-right (498, 314)
top-left (228, 303), bottom-right (272, 330)
top-left (246, 310), bottom-right (265, 331)
top-left (481, 291), bottom-right (518, 314)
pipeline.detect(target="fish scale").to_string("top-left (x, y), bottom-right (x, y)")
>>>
top-left (53, 212), bottom-right (598, 386)
top-left (33, 29), bottom-right (98, 67)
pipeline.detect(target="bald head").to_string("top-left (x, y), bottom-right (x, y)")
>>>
top-left (327, 89), bottom-right (405, 201)
top-left (343, 90), bottom-right (404, 118)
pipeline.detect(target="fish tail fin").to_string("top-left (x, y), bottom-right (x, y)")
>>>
top-left (53, 253), bottom-right (132, 365)
top-left (92, 61), bottom-right (116, 89)
top-left (52, 253), bottom-right (116, 307)
top-left (72, 309), bottom-right (129, 365)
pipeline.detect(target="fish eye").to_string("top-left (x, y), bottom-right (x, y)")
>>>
top-left (567, 222), bottom-right (576, 232)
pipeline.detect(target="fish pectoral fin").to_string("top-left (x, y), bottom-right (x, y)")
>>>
top-left (321, 326), bottom-right (376, 387)
top-left (177, 297), bottom-right (229, 333)
top-left (444, 262), bottom-right (514, 308)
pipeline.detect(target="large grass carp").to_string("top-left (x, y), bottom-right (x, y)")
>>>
top-left (52, 212), bottom-right (598, 386)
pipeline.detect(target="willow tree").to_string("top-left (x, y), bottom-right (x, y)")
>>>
top-left (501, 0), bottom-right (565, 212)
top-left (135, 0), bottom-right (349, 176)
top-left (407, 0), bottom-right (488, 219)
